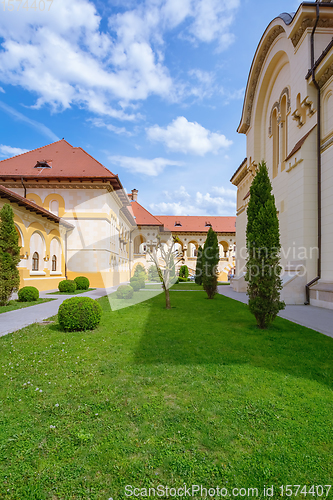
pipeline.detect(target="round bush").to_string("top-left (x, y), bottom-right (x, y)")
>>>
top-left (18, 286), bottom-right (39, 302)
top-left (116, 284), bottom-right (134, 299)
top-left (74, 276), bottom-right (90, 290)
top-left (130, 279), bottom-right (141, 292)
top-left (58, 279), bottom-right (77, 293)
top-left (58, 297), bottom-right (102, 332)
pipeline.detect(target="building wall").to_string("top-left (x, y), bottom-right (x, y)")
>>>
top-left (7, 184), bottom-right (134, 289)
top-left (0, 199), bottom-right (67, 291)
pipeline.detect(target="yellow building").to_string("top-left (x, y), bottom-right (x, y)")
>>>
top-left (231, 1), bottom-right (333, 308)
top-left (128, 190), bottom-right (236, 282)
top-left (0, 139), bottom-right (136, 290)
top-left (0, 140), bottom-right (236, 291)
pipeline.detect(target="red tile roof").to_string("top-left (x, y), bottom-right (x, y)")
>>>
top-left (130, 201), bottom-right (163, 226)
top-left (0, 184), bottom-right (73, 227)
top-left (0, 139), bottom-right (122, 189)
top-left (156, 216), bottom-right (236, 233)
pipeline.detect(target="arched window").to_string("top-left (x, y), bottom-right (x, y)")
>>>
top-left (280, 94), bottom-right (287, 171)
top-left (32, 252), bottom-right (39, 271)
top-left (272, 107), bottom-right (279, 178)
top-left (52, 255), bottom-right (57, 272)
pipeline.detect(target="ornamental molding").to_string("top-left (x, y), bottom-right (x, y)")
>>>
top-left (291, 18), bottom-right (333, 48)
top-left (241, 25), bottom-right (285, 134)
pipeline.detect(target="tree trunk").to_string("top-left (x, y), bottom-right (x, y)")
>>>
top-left (165, 287), bottom-right (171, 309)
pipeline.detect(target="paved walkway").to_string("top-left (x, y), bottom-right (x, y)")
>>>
top-left (217, 285), bottom-right (333, 338)
top-left (0, 285), bottom-right (123, 338)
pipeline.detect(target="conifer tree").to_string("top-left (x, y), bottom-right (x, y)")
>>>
top-left (195, 245), bottom-right (203, 285)
top-left (245, 161), bottom-right (285, 329)
top-left (0, 204), bottom-right (21, 305)
top-left (202, 227), bottom-right (219, 299)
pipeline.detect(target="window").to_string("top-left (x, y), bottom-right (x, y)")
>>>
top-left (32, 252), bottom-right (39, 271)
top-left (52, 255), bottom-right (57, 272)
top-left (174, 221), bottom-right (182, 226)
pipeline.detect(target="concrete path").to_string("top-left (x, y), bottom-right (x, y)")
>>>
top-left (0, 285), bottom-right (124, 338)
top-left (217, 285), bottom-right (333, 338)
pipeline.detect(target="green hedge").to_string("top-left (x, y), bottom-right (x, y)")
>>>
top-left (74, 276), bottom-right (90, 290)
top-left (18, 286), bottom-right (39, 302)
top-left (58, 280), bottom-right (77, 293)
top-left (116, 285), bottom-right (134, 299)
top-left (58, 297), bottom-right (102, 332)
top-left (130, 279), bottom-right (141, 292)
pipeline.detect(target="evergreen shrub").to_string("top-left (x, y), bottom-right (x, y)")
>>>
top-left (18, 286), bottom-right (39, 302)
top-left (116, 285), bottom-right (134, 299)
top-left (58, 296), bottom-right (102, 332)
top-left (58, 279), bottom-right (77, 293)
top-left (74, 276), bottom-right (90, 290)
top-left (130, 279), bottom-right (141, 291)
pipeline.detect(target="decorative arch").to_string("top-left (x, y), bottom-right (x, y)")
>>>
top-left (50, 237), bottom-right (62, 273)
top-left (238, 22), bottom-right (286, 134)
top-left (43, 193), bottom-right (65, 217)
top-left (26, 193), bottom-right (43, 207)
top-left (188, 240), bottom-right (198, 257)
top-left (268, 87), bottom-right (291, 136)
top-left (134, 234), bottom-right (146, 254)
top-left (29, 230), bottom-right (46, 271)
top-left (323, 89), bottom-right (333, 137)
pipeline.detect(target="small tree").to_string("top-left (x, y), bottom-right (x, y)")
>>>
top-left (147, 235), bottom-right (181, 309)
top-left (179, 264), bottom-right (189, 279)
top-left (0, 204), bottom-right (21, 306)
top-left (133, 263), bottom-right (147, 279)
top-left (202, 227), bottom-right (219, 299)
top-left (195, 245), bottom-right (203, 285)
top-left (245, 160), bottom-right (285, 329)
top-left (148, 265), bottom-right (159, 282)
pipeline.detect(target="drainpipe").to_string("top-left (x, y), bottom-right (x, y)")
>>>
top-left (65, 231), bottom-right (68, 279)
top-left (20, 177), bottom-right (26, 198)
top-left (305, 0), bottom-right (321, 304)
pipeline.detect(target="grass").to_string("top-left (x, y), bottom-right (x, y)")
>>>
top-left (1, 291), bottom-right (333, 499)
top-left (0, 298), bottom-right (54, 314)
top-left (46, 288), bottom-right (95, 295)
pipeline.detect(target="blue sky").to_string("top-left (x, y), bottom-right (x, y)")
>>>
top-left (0, 0), bottom-right (301, 216)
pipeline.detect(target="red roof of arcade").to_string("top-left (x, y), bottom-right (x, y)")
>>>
top-left (156, 216), bottom-right (236, 233)
top-left (0, 140), bottom-right (122, 189)
top-left (130, 201), bottom-right (163, 226)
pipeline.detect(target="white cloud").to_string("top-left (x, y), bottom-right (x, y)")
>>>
top-left (0, 144), bottom-right (29, 158)
top-left (0, 0), bottom-right (240, 117)
top-left (150, 184), bottom-right (236, 215)
top-left (89, 118), bottom-right (134, 136)
top-left (108, 155), bottom-right (184, 176)
top-left (147, 116), bottom-right (232, 155)
top-left (0, 86), bottom-right (4, 93)
top-left (0, 101), bottom-right (59, 141)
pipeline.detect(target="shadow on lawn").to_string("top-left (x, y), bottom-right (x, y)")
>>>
top-left (133, 292), bottom-right (333, 389)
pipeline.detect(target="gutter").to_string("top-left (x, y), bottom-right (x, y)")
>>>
top-left (305, 0), bottom-right (321, 304)
top-left (20, 177), bottom-right (26, 198)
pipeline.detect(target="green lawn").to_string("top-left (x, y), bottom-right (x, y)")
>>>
top-left (46, 288), bottom-right (95, 295)
top-left (1, 291), bottom-right (333, 499)
top-left (0, 298), bottom-right (54, 314)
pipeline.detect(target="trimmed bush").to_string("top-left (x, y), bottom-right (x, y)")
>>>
top-left (116, 285), bottom-right (134, 299)
top-left (18, 286), bottom-right (39, 302)
top-left (74, 276), bottom-right (90, 290)
top-left (130, 275), bottom-right (145, 289)
top-left (58, 296), bottom-right (102, 332)
top-left (58, 279), bottom-right (77, 293)
top-left (178, 276), bottom-right (189, 282)
top-left (130, 279), bottom-right (141, 292)
top-left (179, 265), bottom-right (189, 279)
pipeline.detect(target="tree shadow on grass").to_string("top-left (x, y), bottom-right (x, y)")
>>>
top-left (133, 292), bottom-right (333, 389)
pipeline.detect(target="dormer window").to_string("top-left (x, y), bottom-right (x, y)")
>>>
top-left (34, 160), bottom-right (52, 169)
top-left (205, 221), bottom-right (211, 227)
top-left (174, 221), bottom-right (182, 226)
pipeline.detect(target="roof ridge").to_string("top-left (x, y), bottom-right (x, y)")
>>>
top-left (0, 139), bottom-right (70, 164)
top-left (132, 201), bottom-right (163, 225)
top-left (76, 146), bottom-right (116, 177)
